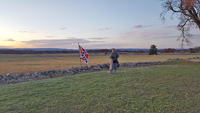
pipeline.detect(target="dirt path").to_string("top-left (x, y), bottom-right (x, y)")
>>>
top-left (187, 59), bottom-right (200, 62)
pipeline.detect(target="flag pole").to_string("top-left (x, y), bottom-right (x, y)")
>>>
top-left (78, 43), bottom-right (82, 67)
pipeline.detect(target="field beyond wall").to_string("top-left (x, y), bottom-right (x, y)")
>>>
top-left (1, 53), bottom-right (200, 75)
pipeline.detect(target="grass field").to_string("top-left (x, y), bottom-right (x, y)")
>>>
top-left (1, 54), bottom-right (200, 75)
top-left (0, 60), bottom-right (199, 112)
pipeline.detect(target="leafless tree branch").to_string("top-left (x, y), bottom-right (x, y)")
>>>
top-left (161, 0), bottom-right (200, 47)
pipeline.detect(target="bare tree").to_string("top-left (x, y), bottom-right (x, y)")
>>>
top-left (160, 0), bottom-right (200, 47)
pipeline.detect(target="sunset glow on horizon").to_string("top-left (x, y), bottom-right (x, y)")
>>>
top-left (0, 0), bottom-right (199, 49)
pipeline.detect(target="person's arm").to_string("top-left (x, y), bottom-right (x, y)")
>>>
top-left (116, 52), bottom-right (119, 58)
top-left (109, 53), bottom-right (112, 59)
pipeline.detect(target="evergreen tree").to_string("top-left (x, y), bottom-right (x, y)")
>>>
top-left (149, 45), bottom-right (158, 55)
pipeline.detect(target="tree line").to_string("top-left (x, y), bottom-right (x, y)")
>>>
top-left (0, 49), bottom-right (142, 54)
top-left (0, 47), bottom-right (200, 54)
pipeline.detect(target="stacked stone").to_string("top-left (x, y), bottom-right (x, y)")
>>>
top-left (1, 57), bottom-right (199, 84)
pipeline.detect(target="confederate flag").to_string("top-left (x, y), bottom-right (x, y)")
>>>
top-left (79, 45), bottom-right (90, 63)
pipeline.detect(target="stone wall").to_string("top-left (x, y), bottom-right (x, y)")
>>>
top-left (0, 57), bottom-right (199, 84)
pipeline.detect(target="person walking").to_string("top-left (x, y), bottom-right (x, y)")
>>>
top-left (109, 48), bottom-right (119, 74)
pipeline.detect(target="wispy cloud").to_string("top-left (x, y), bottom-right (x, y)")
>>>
top-left (119, 31), bottom-right (138, 39)
top-left (82, 43), bottom-right (134, 49)
top-left (60, 27), bottom-right (66, 30)
top-left (21, 38), bottom-right (105, 48)
top-left (0, 46), bottom-right (11, 48)
top-left (150, 36), bottom-right (178, 39)
top-left (88, 37), bottom-right (108, 40)
top-left (46, 35), bottom-right (55, 38)
top-left (138, 30), bottom-right (177, 40)
top-left (163, 25), bottom-right (199, 30)
top-left (3, 38), bottom-right (15, 41)
top-left (193, 34), bottom-right (200, 38)
top-left (67, 37), bottom-right (76, 39)
top-left (119, 28), bottom-right (176, 40)
top-left (19, 31), bottom-right (35, 33)
top-left (97, 27), bottom-right (111, 30)
top-left (163, 25), bottom-right (177, 29)
top-left (132, 25), bottom-right (153, 29)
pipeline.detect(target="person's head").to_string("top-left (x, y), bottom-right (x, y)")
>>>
top-left (111, 48), bottom-right (115, 52)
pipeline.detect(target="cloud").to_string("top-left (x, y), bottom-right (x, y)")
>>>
top-left (46, 35), bottom-right (55, 38)
top-left (163, 25), bottom-right (199, 30)
top-left (119, 31), bottom-right (138, 39)
top-left (88, 37), bottom-right (108, 40)
top-left (21, 38), bottom-right (105, 48)
top-left (0, 46), bottom-right (11, 48)
top-left (97, 27), bottom-right (111, 30)
top-left (60, 27), bottom-right (66, 30)
top-left (150, 36), bottom-right (178, 39)
top-left (132, 25), bottom-right (153, 29)
top-left (81, 42), bottom-right (135, 49)
top-left (3, 38), bottom-right (15, 41)
top-left (193, 34), bottom-right (200, 38)
top-left (163, 25), bottom-right (177, 29)
top-left (138, 29), bottom-right (178, 40)
top-left (19, 31), bottom-right (35, 33)
top-left (119, 28), bottom-right (177, 40)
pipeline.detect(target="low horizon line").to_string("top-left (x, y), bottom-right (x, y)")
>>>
top-left (0, 47), bottom-right (190, 50)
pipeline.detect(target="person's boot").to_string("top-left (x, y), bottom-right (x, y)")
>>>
top-left (114, 70), bottom-right (116, 74)
top-left (109, 70), bottom-right (113, 74)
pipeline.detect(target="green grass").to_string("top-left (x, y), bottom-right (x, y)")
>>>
top-left (0, 60), bottom-right (200, 113)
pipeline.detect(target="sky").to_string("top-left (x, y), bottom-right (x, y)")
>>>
top-left (0, 0), bottom-right (199, 49)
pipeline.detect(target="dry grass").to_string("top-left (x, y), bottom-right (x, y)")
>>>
top-left (1, 54), bottom-right (200, 75)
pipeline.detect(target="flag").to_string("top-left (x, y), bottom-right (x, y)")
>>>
top-left (79, 45), bottom-right (90, 63)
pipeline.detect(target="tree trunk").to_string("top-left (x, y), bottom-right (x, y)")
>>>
top-left (193, 18), bottom-right (200, 29)
top-left (197, 21), bottom-right (200, 29)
